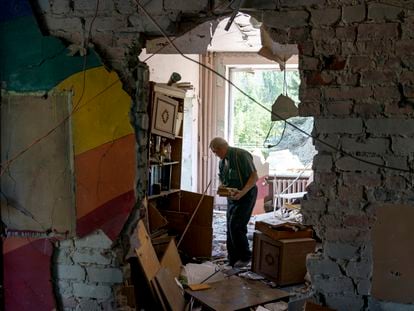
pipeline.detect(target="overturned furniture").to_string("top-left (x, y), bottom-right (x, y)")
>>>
top-left (252, 220), bottom-right (316, 285)
top-left (135, 220), bottom-right (186, 311)
top-left (148, 190), bottom-right (213, 258)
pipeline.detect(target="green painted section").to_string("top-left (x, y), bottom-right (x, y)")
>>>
top-left (0, 16), bottom-right (102, 92)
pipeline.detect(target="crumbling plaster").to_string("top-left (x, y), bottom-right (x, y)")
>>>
top-left (32, 0), bottom-right (414, 310)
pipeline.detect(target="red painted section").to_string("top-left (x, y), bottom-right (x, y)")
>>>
top-left (75, 134), bottom-right (136, 219)
top-left (77, 190), bottom-right (135, 240)
top-left (3, 238), bottom-right (56, 311)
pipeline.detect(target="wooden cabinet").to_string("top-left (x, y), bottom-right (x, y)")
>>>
top-left (147, 83), bottom-right (213, 258)
top-left (148, 83), bottom-right (185, 197)
top-left (252, 232), bottom-right (316, 285)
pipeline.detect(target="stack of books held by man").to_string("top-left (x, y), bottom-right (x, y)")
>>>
top-left (217, 185), bottom-right (239, 197)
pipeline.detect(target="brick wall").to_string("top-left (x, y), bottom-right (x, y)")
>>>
top-left (256, 2), bottom-right (414, 309)
top-left (35, 1), bottom-right (414, 309)
top-left (53, 230), bottom-right (123, 310)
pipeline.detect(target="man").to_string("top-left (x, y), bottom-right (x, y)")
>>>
top-left (210, 137), bottom-right (258, 267)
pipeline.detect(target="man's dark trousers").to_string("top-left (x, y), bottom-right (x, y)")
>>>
top-left (226, 186), bottom-right (258, 266)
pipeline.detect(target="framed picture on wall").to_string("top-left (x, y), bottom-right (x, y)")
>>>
top-left (151, 92), bottom-right (178, 139)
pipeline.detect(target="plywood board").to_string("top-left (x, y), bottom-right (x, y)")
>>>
top-left (0, 93), bottom-right (75, 234)
top-left (155, 268), bottom-right (186, 311)
top-left (150, 278), bottom-right (168, 311)
top-left (372, 205), bottom-right (414, 303)
top-left (160, 239), bottom-right (182, 279)
top-left (188, 284), bottom-right (211, 291)
top-left (186, 276), bottom-right (289, 311)
top-left (148, 202), bottom-right (168, 233)
top-left (135, 220), bottom-right (161, 282)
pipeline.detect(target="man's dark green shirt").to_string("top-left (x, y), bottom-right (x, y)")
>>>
top-left (219, 147), bottom-right (256, 190)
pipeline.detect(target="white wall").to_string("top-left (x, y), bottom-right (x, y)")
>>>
top-left (139, 50), bottom-right (199, 86)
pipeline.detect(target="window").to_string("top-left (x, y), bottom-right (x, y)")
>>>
top-left (227, 65), bottom-right (315, 174)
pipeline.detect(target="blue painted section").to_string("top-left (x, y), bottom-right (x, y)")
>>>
top-left (0, 0), bottom-right (33, 22)
top-left (0, 0), bottom-right (102, 92)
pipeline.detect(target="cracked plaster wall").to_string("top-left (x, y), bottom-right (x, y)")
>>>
top-left (31, 0), bottom-right (414, 310)
top-left (1, 1), bottom-right (138, 310)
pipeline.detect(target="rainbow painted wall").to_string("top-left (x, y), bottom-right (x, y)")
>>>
top-left (1, 1), bottom-right (136, 310)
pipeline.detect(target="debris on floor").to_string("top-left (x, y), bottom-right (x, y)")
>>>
top-left (133, 204), bottom-right (317, 311)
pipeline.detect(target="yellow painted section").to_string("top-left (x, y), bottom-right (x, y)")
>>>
top-left (56, 66), bottom-right (134, 155)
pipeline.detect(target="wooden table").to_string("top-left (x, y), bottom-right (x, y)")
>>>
top-left (185, 276), bottom-right (289, 311)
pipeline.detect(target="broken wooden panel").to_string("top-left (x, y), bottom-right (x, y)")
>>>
top-left (135, 220), bottom-right (161, 282)
top-left (372, 205), bottom-right (414, 304)
top-left (148, 202), bottom-right (168, 233)
top-left (0, 92), bottom-right (75, 234)
top-left (186, 276), bottom-right (289, 311)
top-left (154, 268), bottom-right (186, 311)
top-left (160, 239), bottom-right (182, 279)
top-left (166, 190), bottom-right (214, 227)
top-left (153, 190), bottom-right (214, 258)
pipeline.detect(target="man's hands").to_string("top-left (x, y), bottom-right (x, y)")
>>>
top-left (229, 189), bottom-right (242, 200)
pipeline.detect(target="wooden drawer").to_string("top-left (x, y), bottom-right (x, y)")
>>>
top-left (252, 232), bottom-right (316, 286)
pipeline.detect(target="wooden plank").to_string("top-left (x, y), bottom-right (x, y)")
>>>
top-left (148, 202), bottom-right (168, 233)
top-left (160, 239), bottom-right (182, 279)
top-left (188, 283), bottom-right (211, 291)
top-left (135, 220), bottom-right (161, 282)
top-left (151, 234), bottom-right (171, 245)
top-left (155, 268), bottom-right (186, 311)
top-left (186, 276), bottom-right (289, 311)
top-left (150, 278), bottom-right (168, 311)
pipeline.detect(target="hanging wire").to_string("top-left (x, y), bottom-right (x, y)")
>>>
top-left (135, 0), bottom-right (412, 174)
top-left (263, 120), bottom-right (288, 149)
top-left (0, 0), bottom-right (101, 177)
top-left (1, 2), bottom-right (412, 175)
top-left (263, 122), bottom-right (275, 148)
top-left (264, 60), bottom-right (289, 149)
top-left (267, 122), bottom-right (287, 149)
